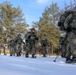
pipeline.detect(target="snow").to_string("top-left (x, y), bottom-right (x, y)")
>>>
top-left (0, 54), bottom-right (76, 75)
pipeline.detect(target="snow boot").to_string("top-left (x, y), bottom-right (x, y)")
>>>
top-left (71, 57), bottom-right (76, 63)
top-left (66, 58), bottom-right (72, 63)
top-left (25, 54), bottom-right (29, 58)
top-left (32, 54), bottom-right (36, 58)
top-left (43, 55), bottom-right (47, 57)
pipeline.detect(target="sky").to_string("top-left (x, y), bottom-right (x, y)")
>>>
top-left (0, 0), bottom-right (73, 26)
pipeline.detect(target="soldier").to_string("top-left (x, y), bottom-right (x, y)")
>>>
top-left (59, 32), bottom-right (70, 58)
top-left (58, 8), bottom-right (76, 63)
top-left (41, 39), bottom-right (48, 57)
top-left (25, 28), bottom-right (38, 58)
top-left (8, 39), bottom-right (15, 56)
top-left (59, 35), bottom-right (66, 57)
top-left (64, 9), bottom-right (76, 63)
top-left (58, 11), bottom-right (71, 59)
top-left (15, 34), bottom-right (23, 56)
top-left (22, 43), bottom-right (26, 56)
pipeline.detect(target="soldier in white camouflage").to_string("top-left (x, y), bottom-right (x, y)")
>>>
top-left (58, 7), bottom-right (76, 63)
top-left (64, 8), bottom-right (76, 63)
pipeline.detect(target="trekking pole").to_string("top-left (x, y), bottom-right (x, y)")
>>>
top-left (53, 48), bottom-right (59, 62)
top-left (53, 55), bottom-right (58, 62)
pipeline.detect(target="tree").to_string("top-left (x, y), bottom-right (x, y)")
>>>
top-left (35, 3), bottom-right (60, 55)
top-left (0, 1), bottom-right (27, 43)
top-left (48, 2), bottom-right (60, 24)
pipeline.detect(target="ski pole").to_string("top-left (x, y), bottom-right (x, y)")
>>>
top-left (53, 55), bottom-right (58, 62)
top-left (53, 48), bottom-right (60, 62)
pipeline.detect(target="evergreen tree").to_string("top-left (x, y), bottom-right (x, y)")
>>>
top-left (0, 1), bottom-right (27, 43)
top-left (34, 3), bottom-right (60, 54)
top-left (48, 2), bottom-right (59, 24)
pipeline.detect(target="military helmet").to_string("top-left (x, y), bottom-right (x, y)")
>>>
top-left (31, 28), bottom-right (35, 31)
top-left (31, 28), bottom-right (36, 33)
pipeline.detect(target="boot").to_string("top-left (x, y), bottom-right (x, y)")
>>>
top-left (32, 54), bottom-right (36, 58)
top-left (43, 54), bottom-right (47, 57)
top-left (66, 58), bottom-right (72, 63)
top-left (10, 54), bottom-right (12, 56)
top-left (72, 57), bottom-right (76, 63)
top-left (25, 54), bottom-right (29, 58)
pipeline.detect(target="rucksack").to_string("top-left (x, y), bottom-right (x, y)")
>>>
top-left (58, 10), bottom-right (72, 31)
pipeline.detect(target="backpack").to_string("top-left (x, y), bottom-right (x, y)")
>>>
top-left (69, 11), bottom-right (76, 29)
top-left (58, 10), bottom-right (72, 31)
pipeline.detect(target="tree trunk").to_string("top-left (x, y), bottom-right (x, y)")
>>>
top-left (51, 44), bottom-right (53, 55)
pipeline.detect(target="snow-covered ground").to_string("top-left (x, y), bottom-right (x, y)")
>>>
top-left (0, 54), bottom-right (76, 75)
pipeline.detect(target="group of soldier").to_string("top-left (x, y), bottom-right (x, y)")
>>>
top-left (0, 7), bottom-right (76, 63)
top-left (0, 28), bottom-right (49, 58)
top-left (8, 34), bottom-right (23, 56)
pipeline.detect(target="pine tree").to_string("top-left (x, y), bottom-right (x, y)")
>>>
top-left (48, 2), bottom-right (59, 24)
top-left (35, 3), bottom-right (60, 55)
top-left (0, 1), bottom-right (27, 43)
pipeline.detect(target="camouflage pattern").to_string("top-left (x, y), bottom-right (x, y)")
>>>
top-left (23, 43), bottom-right (26, 51)
top-left (8, 39), bottom-right (15, 56)
top-left (25, 28), bottom-right (38, 58)
top-left (15, 34), bottom-right (23, 56)
top-left (64, 11), bottom-right (76, 29)
top-left (58, 8), bottom-right (76, 62)
top-left (26, 42), bottom-right (36, 56)
top-left (64, 11), bottom-right (76, 59)
top-left (67, 32), bottom-right (76, 57)
top-left (41, 39), bottom-right (48, 57)
top-left (59, 35), bottom-right (68, 58)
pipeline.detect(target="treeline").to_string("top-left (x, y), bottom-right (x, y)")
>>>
top-left (0, 0), bottom-right (76, 55)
